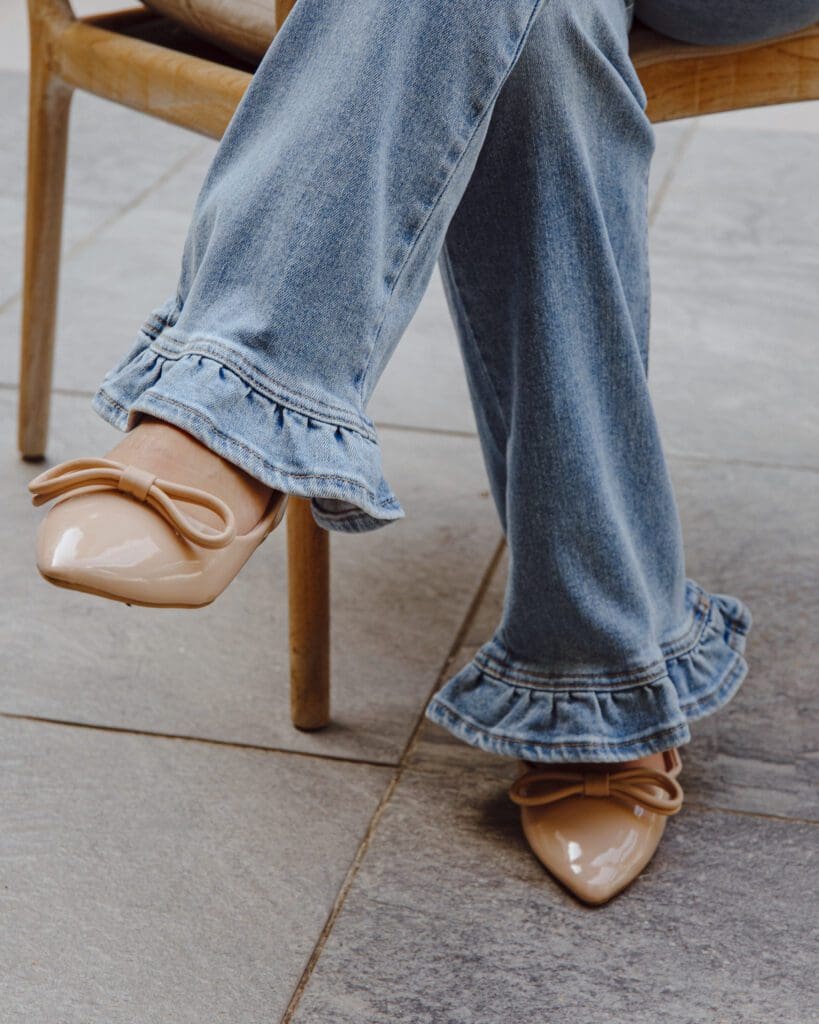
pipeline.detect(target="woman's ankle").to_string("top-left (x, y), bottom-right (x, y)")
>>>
top-left (105, 416), bottom-right (273, 533)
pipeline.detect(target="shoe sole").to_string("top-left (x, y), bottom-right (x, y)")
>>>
top-left (37, 568), bottom-right (215, 609)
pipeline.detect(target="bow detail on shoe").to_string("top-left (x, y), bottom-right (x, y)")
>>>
top-left (508, 763), bottom-right (683, 816)
top-left (28, 457), bottom-right (236, 549)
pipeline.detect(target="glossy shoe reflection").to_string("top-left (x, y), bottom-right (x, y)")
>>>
top-left (29, 458), bottom-right (287, 608)
top-left (509, 749), bottom-right (683, 905)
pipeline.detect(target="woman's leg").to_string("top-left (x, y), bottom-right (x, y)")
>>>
top-left (425, 0), bottom-right (754, 762)
top-left (93, 0), bottom-right (554, 534)
top-left (95, 0), bottom-right (819, 541)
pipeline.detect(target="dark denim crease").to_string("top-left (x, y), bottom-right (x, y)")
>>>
top-left (92, 0), bottom-right (815, 761)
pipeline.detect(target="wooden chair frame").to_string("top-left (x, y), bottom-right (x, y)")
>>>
top-left (19, 0), bottom-right (819, 729)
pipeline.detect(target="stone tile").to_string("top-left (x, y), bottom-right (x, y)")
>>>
top-left (367, 266), bottom-right (478, 435)
top-left (668, 457), bottom-right (819, 819)
top-left (411, 458), bottom-right (819, 819)
top-left (648, 118), bottom-right (698, 214)
top-left (649, 244), bottom-right (819, 468)
top-left (139, 139), bottom-right (217, 216)
top-left (0, 195), bottom-right (115, 308)
top-left (0, 1), bottom-right (28, 73)
top-left (650, 125), bottom-right (819, 262)
top-left (0, 71), bottom-right (204, 208)
top-left (0, 714), bottom-right (389, 1024)
top-left (703, 100), bottom-right (819, 135)
top-left (291, 757), bottom-right (818, 1024)
top-left (459, 542), bottom-right (507, 649)
top-left (1, 202), bottom-right (192, 392)
top-left (0, 390), bottom-right (500, 763)
top-left (64, 90), bottom-right (204, 210)
top-left (0, 70), bottom-right (215, 393)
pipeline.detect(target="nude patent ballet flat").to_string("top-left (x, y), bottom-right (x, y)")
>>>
top-left (28, 457), bottom-right (288, 608)
top-left (509, 748), bottom-right (683, 905)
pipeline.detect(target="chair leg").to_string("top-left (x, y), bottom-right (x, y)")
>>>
top-left (18, 55), bottom-right (73, 460)
top-left (287, 496), bottom-right (330, 730)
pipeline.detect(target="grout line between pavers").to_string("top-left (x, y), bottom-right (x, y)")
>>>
top-left (648, 117), bottom-right (699, 227)
top-left (0, 382), bottom-right (93, 399)
top-left (6, 378), bottom-right (817, 477)
top-left (665, 448), bottom-right (819, 476)
top-left (278, 535), bottom-right (507, 1024)
top-left (683, 799), bottom-right (819, 827)
top-left (0, 382), bottom-right (482, 441)
top-left (366, 419), bottom-right (477, 440)
top-left (0, 710), bottom-right (398, 770)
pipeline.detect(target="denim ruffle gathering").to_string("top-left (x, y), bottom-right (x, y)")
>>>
top-left (426, 580), bottom-right (752, 762)
top-left (94, 313), bottom-right (753, 763)
top-left (92, 313), bottom-right (404, 535)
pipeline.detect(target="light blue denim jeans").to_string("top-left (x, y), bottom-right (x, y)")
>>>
top-left (92, 0), bottom-right (819, 762)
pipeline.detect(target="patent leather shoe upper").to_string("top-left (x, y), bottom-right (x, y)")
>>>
top-left (509, 748), bottom-right (683, 905)
top-left (29, 457), bottom-right (287, 608)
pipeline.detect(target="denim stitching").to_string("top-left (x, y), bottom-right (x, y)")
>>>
top-left (427, 698), bottom-right (689, 754)
top-left (427, 624), bottom-right (749, 754)
top-left (146, 336), bottom-right (378, 440)
top-left (474, 589), bottom-right (721, 689)
top-left (677, 629), bottom-right (749, 717)
top-left (94, 388), bottom-right (402, 509)
top-left (474, 653), bottom-right (672, 692)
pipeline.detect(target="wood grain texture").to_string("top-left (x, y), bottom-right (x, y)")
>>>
top-left (54, 21), bottom-right (251, 138)
top-left (286, 497), bottom-right (331, 731)
top-left (18, 1), bottom-right (74, 458)
top-left (136, 0), bottom-right (276, 63)
top-left (631, 22), bottom-right (819, 122)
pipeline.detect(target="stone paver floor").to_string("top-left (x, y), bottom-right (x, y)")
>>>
top-left (1, 5), bottom-right (817, 1021)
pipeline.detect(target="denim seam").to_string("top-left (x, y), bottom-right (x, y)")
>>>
top-left (476, 587), bottom-right (720, 690)
top-left (358, 0), bottom-right (550, 401)
top-left (427, 698), bottom-right (689, 752)
top-left (474, 655), bottom-right (670, 692)
top-left (94, 388), bottom-right (401, 509)
top-left (677, 624), bottom-right (749, 717)
top-left (143, 333), bottom-right (378, 441)
top-left (639, 110), bottom-right (653, 375)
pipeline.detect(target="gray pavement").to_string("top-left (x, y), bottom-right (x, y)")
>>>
top-left (1, 5), bottom-right (817, 1021)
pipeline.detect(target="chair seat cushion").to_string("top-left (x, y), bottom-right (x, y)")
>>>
top-left (141, 0), bottom-right (276, 62)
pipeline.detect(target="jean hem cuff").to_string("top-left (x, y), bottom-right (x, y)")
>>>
top-left (92, 331), bottom-right (404, 534)
top-left (424, 582), bottom-right (752, 763)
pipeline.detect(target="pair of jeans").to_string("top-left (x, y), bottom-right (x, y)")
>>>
top-left (92, 0), bottom-right (817, 762)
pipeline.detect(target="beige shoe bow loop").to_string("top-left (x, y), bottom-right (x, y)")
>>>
top-left (509, 764), bottom-right (684, 816)
top-left (28, 457), bottom-right (237, 549)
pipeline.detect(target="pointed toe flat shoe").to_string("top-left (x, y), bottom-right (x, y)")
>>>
top-left (509, 748), bottom-right (683, 905)
top-left (29, 457), bottom-right (287, 608)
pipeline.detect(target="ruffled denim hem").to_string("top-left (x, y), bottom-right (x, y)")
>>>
top-left (425, 579), bottom-right (752, 763)
top-left (91, 321), bottom-right (404, 535)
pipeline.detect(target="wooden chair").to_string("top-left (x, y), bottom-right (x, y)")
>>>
top-left (19, 0), bottom-right (819, 730)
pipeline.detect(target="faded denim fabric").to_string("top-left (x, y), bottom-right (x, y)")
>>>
top-left (93, 0), bottom-right (816, 761)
